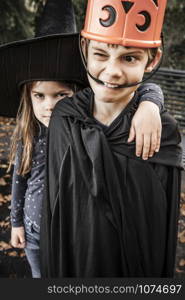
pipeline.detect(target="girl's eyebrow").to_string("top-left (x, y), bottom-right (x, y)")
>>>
top-left (54, 90), bottom-right (70, 94)
top-left (31, 90), bottom-right (44, 93)
top-left (32, 89), bottom-right (69, 94)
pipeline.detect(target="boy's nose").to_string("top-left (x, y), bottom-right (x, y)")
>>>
top-left (104, 59), bottom-right (123, 78)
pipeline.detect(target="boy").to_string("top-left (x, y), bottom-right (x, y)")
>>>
top-left (41, 0), bottom-right (182, 277)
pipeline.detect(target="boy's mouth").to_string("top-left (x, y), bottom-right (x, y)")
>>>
top-left (88, 70), bottom-right (136, 89)
top-left (103, 81), bottom-right (122, 89)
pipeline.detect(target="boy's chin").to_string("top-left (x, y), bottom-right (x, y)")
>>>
top-left (95, 91), bottom-right (129, 104)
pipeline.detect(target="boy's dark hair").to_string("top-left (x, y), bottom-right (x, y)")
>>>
top-left (147, 48), bottom-right (159, 66)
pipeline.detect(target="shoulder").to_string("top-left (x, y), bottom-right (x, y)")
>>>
top-left (161, 110), bottom-right (179, 129)
top-left (52, 87), bottom-right (93, 119)
top-left (161, 110), bottom-right (181, 144)
top-left (138, 82), bottom-right (163, 94)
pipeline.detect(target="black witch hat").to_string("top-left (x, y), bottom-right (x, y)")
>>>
top-left (0, 0), bottom-right (88, 118)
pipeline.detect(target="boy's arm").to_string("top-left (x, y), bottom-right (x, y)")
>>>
top-left (128, 83), bottom-right (163, 160)
top-left (138, 83), bottom-right (164, 112)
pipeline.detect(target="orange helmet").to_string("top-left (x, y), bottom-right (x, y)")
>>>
top-left (81, 0), bottom-right (167, 48)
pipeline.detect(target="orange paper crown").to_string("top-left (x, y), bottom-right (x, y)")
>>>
top-left (81, 0), bottom-right (167, 48)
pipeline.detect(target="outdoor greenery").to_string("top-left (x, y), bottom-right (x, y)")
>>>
top-left (0, 0), bottom-right (185, 69)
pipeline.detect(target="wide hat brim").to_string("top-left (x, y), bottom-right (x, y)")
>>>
top-left (0, 33), bottom-right (88, 118)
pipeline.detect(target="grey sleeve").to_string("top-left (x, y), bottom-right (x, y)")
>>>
top-left (137, 83), bottom-right (164, 112)
top-left (10, 146), bottom-right (29, 227)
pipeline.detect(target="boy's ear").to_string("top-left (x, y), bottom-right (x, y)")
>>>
top-left (81, 38), bottom-right (88, 60)
top-left (145, 49), bottom-right (162, 73)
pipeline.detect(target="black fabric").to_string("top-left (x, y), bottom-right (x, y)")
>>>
top-left (40, 87), bottom-right (182, 278)
top-left (35, 0), bottom-right (77, 37)
top-left (0, 0), bottom-right (86, 118)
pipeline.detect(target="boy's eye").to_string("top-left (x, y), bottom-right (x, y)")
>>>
top-left (124, 56), bottom-right (136, 63)
top-left (94, 52), bottom-right (107, 58)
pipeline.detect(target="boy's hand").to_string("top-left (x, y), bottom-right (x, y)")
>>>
top-left (128, 101), bottom-right (162, 160)
top-left (11, 226), bottom-right (26, 249)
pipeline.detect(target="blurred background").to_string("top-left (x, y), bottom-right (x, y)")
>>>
top-left (0, 0), bottom-right (185, 278)
top-left (0, 0), bottom-right (184, 69)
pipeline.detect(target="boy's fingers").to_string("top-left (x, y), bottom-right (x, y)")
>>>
top-left (142, 134), bottom-right (151, 160)
top-left (155, 129), bottom-right (161, 152)
top-left (148, 133), bottom-right (157, 157)
top-left (135, 133), bottom-right (143, 157)
top-left (128, 125), bottom-right (136, 142)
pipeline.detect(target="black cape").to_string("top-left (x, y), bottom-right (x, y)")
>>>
top-left (40, 87), bottom-right (182, 278)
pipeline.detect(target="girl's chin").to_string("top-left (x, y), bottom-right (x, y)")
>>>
top-left (40, 119), bottom-right (49, 127)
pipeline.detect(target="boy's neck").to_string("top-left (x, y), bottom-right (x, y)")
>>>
top-left (93, 92), bottom-right (134, 126)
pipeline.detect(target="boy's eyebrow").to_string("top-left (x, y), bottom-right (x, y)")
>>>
top-left (92, 46), bottom-right (145, 55)
top-left (91, 46), bottom-right (108, 53)
top-left (123, 49), bottom-right (145, 55)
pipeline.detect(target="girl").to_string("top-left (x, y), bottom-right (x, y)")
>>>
top-left (10, 80), bottom-right (77, 278)
top-left (1, 0), bottom-right (88, 278)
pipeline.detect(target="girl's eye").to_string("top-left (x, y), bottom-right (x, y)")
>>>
top-left (57, 93), bottom-right (69, 98)
top-left (34, 93), bottom-right (44, 99)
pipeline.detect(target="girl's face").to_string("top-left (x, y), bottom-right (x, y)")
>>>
top-left (31, 81), bottom-right (73, 127)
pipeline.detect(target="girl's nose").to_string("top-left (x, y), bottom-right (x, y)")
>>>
top-left (45, 97), bottom-right (55, 111)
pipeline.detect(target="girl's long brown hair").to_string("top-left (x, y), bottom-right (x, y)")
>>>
top-left (8, 81), bottom-right (38, 176)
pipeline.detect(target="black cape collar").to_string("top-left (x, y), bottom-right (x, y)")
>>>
top-left (52, 87), bottom-right (183, 169)
top-left (53, 87), bottom-right (138, 124)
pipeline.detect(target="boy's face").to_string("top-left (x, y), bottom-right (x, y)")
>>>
top-left (83, 40), bottom-right (160, 104)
